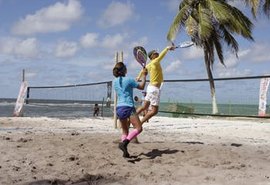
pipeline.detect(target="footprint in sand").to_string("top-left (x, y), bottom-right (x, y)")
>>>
top-left (17, 138), bottom-right (33, 143)
top-left (231, 143), bottom-right (242, 147)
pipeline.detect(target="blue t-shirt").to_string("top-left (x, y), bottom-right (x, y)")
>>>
top-left (113, 76), bottom-right (139, 107)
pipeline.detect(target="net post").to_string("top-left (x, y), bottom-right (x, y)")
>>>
top-left (120, 51), bottom-right (123, 62)
top-left (114, 52), bottom-right (119, 129)
top-left (22, 69), bottom-right (25, 82)
top-left (101, 97), bottom-right (104, 117)
top-left (106, 82), bottom-right (112, 107)
top-left (26, 87), bottom-right (30, 104)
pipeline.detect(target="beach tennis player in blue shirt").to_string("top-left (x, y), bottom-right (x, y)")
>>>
top-left (113, 62), bottom-right (147, 158)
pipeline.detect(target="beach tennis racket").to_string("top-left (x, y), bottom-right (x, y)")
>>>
top-left (133, 46), bottom-right (147, 68)
top-left (175, 41), bottom-right (194, 49)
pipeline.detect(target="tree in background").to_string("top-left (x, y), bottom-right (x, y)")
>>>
top-left (167, 0), bottom-right (254, 114)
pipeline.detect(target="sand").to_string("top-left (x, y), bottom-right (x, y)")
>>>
top-left (0, 116), bottom-right (270, 185)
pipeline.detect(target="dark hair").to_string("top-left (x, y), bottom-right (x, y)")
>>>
top-left (113, 62), bottom-right (126, 77)
top-left (148, 50), bottom-right (158, 59)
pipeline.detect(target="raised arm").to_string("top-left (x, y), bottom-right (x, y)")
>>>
top-left (136, 69), bottom-right (143, 81)
top-left (137, 68), bottom-right (147, 90)
top-left (152, 46), bottom-right (175, 64)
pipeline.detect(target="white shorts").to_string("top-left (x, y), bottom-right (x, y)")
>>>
top-left (145, 85), bottom-right (161, 106)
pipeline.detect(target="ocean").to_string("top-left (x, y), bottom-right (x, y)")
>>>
top-left (0, 98), bottom-right (267, 118)
top-left (0, 98), bottom-right (113, 118)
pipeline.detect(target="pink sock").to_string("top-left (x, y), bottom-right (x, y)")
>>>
top-left (126, 129), bottom-right (140, 141)
top-left (121, 134), bottom-right (127, 142)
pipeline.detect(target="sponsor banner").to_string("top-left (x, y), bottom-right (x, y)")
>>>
top-left (258, 78), bottom-right (270, 116)
top-left (13, 81), bottom-right (28, 117)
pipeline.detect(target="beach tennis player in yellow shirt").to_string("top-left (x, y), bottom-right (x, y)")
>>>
top-left (136, 45), bottom-right (175, 124)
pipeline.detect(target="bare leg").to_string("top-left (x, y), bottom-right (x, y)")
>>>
top-left (136, 101), bottom-right (150, 115)
top-left (129, 114), bottom-right (142, 132)
top-left (141, 105), bottom-right (159, 124)
top-left (119, 119), bottom-right (129, 138)
top-left (143, 107), bottom-right (149, 122)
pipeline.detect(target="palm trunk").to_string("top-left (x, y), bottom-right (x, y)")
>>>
top-left (211, 87), bottom-right (219, 114)
top-left (204, 52), bottom-right (219, 114)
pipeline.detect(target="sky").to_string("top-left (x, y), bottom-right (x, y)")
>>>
top-left (0, 0), bottom-right (269, 99)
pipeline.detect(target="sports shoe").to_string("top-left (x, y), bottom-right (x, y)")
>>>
top-left (118, 139), bottom-right (130, 158)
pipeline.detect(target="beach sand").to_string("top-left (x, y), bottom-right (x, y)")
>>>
top-left (0, 116), bottom-right (270, 185)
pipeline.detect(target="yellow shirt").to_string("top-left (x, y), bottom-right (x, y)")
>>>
top-left (137, 47), bottom-right (169, 86)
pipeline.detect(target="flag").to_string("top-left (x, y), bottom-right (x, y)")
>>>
top-left (258, 77), bottom-right (270, 116)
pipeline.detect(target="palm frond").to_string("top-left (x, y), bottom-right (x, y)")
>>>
top-left (185, 16), bottom-right (198, 36)
top-left (217, 2), bottom-right (254, 41)
top-left (197, 4), bottom-right (213, 40)
top-left (263, 0), bottom-right (270, 17)
top-left (167, 3), bottom-right (190, 42)
top-left (208, 0), bottom-right (232, 23)
top-left (219, 25), bottom-right (239, 57)
top-left (212, 34), bottom-right (224, 66)
top-left (246, 0), bottom-right (260, 18)
top-left (231, 6), bottom-right (254, 40)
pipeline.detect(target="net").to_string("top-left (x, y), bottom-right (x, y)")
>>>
top-left (25, 81), bottom-right (113, 118)
top-left (157, 75), bottom-right (270, 117)
top-left (24, 75), bottom-right (270, 118)
top-left (27, 81), bottom-right (112, 104)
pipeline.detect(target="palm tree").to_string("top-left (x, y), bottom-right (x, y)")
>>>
top-left (167, 0), bottom-right (254, 114)
top-left (244, 0), bottom-right (270, 18)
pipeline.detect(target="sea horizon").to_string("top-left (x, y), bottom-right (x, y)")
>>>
top-left (0, 98), bottom-right (267, 118)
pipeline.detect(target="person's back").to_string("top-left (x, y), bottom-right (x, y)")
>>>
top-left (113, 76), bottom-right (138, 107)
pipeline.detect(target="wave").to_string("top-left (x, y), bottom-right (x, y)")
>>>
top-left (26, 103), bottom-right (93, 107)
top-left (0, 102), bottom-right (16, 106)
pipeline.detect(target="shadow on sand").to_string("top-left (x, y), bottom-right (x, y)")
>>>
top-left (26, 174), bottom-right (116, 185)
top-left (128, 148), bottom-right (179, 164)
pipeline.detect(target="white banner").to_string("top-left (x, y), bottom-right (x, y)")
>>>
top-left (258, 77), bottom-right (270, 116)
top-left (13, 81), bottom-right (28, 117)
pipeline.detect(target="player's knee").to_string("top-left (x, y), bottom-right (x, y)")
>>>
top-left (142, 105), bottom-right (148, 111)
top-left (152, 108), bottom-right (158, 115)
top-left (143, 102), bottom-right (150, 109)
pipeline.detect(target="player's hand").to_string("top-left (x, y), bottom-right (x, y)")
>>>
top-left (167, 45), bottom-right (176, 51)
